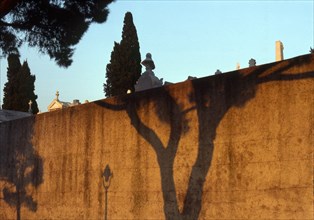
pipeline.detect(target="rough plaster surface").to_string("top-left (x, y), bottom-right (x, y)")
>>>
top-left (0, 54), bottom-right (313, 219)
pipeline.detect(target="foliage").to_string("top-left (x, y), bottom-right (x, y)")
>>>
top-left (104, 11), bottom-right (142, 97)
top-left (310, 47), bottom-right (314, 54)
top-left (2, 53), bottom-right (21, 110)
top-left (0, 0), bottom-right (114, 67)
top-left (2, 53), bottom-right (39, 113)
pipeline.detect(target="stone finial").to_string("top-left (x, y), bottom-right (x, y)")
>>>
top-left (249, 58), bottom-right (256, 67)
top-left (236, 62), bottom-right (240, 70)
top-left (141, 53), bottom-right (155, 70)
top-left (276, 40), bottom-right (284, 61)
top-left (135, 52), bottom-right (163, 92)
top-left (215, 69), bottom-right (222, 75)
top-left (28, 100), bottom-right (33, 114)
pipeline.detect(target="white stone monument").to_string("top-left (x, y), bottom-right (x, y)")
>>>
top-left (276, 40), bottom-right (284, 61)
top-left (134, 53), bottom-right (163, 92)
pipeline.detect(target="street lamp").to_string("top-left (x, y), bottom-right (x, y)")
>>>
top-left (102, 165), bottom-right (113, 220)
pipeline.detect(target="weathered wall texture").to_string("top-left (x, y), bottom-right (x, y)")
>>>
top-left (1, 54), bottom-right (313, 219)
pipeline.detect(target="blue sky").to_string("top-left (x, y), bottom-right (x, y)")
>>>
top-left (0, 0), bottom-right (313, 112)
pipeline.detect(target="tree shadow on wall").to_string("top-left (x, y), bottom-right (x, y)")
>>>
top-left (96, 54), bottom-right (314, 220)
top-left (0, 117), bottom-right (43, 220)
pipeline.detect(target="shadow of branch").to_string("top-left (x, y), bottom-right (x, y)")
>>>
top-left (96, 54), bottom-right (314, 220)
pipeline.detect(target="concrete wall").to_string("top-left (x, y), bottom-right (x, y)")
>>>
top-left (0, 54), bottom-right (313, 219)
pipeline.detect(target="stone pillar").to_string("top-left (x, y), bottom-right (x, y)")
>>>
top-left (276, 40), bottom-right (284, 61)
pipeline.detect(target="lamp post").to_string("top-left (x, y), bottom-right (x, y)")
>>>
top-left (102, 165), bottom-right (113, 220)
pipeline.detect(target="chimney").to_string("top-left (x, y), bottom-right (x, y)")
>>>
top-left (275, 41), bottom-right (284, 61)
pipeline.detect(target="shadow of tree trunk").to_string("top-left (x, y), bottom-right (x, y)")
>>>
top-left (96, 54), bottom-right (314, 220)
top-left (0, 117), bottom-right (43, 220)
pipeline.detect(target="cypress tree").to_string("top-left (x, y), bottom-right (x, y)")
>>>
top-left (2, 54), bottom-right (21, 110)
top-left (18, 61), bottom-right (39, 113)
top-left (2, 55), bottom-right (39, 113)
top-left (104, 12), bottom-right (142, 97)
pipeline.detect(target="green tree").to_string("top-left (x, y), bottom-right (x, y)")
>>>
top-left (104, 11), bottom-right (142, 97)
top-left (0, 0), bottom-right (114, 67)
top-left (2, 54), bottom-right (39, 113)
top-left (2, 53), bottom-right (21, 110)
top-left (18, 61), bottom-right (39, 113)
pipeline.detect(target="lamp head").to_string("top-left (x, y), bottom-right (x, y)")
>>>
top-left (103, 164), bottom-right (112, 182)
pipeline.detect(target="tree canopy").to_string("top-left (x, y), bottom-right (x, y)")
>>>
top-left (0, 0), bottom-right (114, 67)
top-left (104, 11), bottom-right (142, 97)
top-left (2, 53), bottom-right (39, 113)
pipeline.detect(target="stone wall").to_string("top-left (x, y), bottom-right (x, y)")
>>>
top-left (0, 54), bottom-right (313, 219)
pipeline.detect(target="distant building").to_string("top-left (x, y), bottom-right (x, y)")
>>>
top-left (47, 91), bottom-right (81, 112)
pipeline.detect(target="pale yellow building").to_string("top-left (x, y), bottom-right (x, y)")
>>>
top-left (47, 91), bottom-right (81, 112)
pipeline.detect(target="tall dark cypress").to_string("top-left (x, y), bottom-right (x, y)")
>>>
top-left (104, 12), bottom-right (142, 97)
top-left (18, 61), bottom-right (39, 114)
top-left (2, 53), bottom-right (21, 110)
top-left (2, 54), bottom-right (39, 113)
